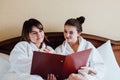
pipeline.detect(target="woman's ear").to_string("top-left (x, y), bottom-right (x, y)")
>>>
top-left (77, 32), bottom-right (81, 37)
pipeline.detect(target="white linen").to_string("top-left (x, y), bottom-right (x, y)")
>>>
top-left (0, 52), bottom-right (9, 60)
top-left (97, 40), bottom-right (120, 80)
top-left (0, 53), bottom-right (10, 79)
top-left (2, 41), bottom-right (55, 80)
top-left (55, 37), bottom-right (105, 80)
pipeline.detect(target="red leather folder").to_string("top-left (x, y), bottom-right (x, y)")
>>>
top-left (31, 48), bottom-right (92, 80)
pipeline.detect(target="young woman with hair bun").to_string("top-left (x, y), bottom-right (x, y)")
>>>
top-left (55, 16), bottom-right (105, 80)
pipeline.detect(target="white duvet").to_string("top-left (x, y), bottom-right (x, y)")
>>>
top-left (0, 40), bottom-right (120, 80)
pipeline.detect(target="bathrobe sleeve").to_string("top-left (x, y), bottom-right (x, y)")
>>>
top-left (9, 42), bottom-right (33, 74)
top-left (78, 42), bottom-right (105, 80)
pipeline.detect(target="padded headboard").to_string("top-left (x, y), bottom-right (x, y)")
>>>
top-left (0, 32), bottom-right (120, 66)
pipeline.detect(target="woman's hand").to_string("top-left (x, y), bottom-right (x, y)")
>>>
top-left (47, 74), bottom-right (57, 80)
top-left (78, 67), bottom-right (96, 75)
top-left (43, 48), bottom-right (51, 53)
top-left (68, 73), bottom-right (86, 80)
top-left (78, 67), bottom-right (89, 74)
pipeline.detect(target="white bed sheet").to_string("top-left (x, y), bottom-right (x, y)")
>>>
top-left (0, 41), bottom-right (120, 80)
top-left (0, 53), bottom-right (10, 79)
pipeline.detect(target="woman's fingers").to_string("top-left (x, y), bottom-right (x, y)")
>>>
top-left (47, 74), bottom-right (57, 80)
top-left (78, 67), bottom-right (96, 75)
top-left (69, 73), bottom-right (85, 80)
top-left (43, 48), bottom-right (51, 53)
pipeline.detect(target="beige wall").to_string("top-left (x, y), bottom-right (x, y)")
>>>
top-left (0, 0), bottom-right (120, 41)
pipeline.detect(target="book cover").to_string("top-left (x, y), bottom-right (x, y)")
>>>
top-left (31, 48), bottom-right (92, 80)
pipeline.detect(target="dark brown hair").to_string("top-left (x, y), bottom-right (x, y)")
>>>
top-left (64, 16), bottom-right (85, 32)
top-left (21, 18), bottom-right (43, 42)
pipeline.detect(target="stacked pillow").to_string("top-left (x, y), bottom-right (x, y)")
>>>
top-left (97, 40), bottom-right (120, 80)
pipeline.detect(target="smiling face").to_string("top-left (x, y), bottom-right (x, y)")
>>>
top-left (64, 25), bottom-right (81, 43)
top-left (29, 26), bottom-right (44, 45)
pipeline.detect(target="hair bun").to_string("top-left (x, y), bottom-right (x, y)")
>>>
top-left (77, 16), bottom-right (85, 24)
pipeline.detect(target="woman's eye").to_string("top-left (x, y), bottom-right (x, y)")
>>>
top-left (39, 30), bottom-right (43, 32)
top-left (69, 31), bottom-right (73, 34)
top-left (64, 30), bottom-right (67, 33)
top-left (31, 31), bottom-right (37, 34)
top-left (33, 32), bottom-right (37, 34)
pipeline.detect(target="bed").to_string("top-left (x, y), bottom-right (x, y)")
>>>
top-left (0, 32), bottom-right (120, 80)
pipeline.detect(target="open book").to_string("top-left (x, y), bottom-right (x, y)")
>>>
top-left (31, 48), bottom-right (92, 80)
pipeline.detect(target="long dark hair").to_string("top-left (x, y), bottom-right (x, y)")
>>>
top-left (21, 18), bottom-right (43, 42)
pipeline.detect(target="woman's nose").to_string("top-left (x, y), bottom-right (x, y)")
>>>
top-left (37, 32), bottom-right (42, 38)
top-left (66, 33), bottom-right (70, 37)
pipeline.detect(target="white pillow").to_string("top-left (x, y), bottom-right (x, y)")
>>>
top-left (97, 40), bottom-right (120, 80)
top-left (0, 53), bottom-right (9, 60)
top-left (0, 53), bottom-right (10, 79)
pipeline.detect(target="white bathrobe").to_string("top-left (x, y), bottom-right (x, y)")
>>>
top-left (2, 41), bottom-right (55, 80)
top-left (55, 37), bottom-right (105, 80)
